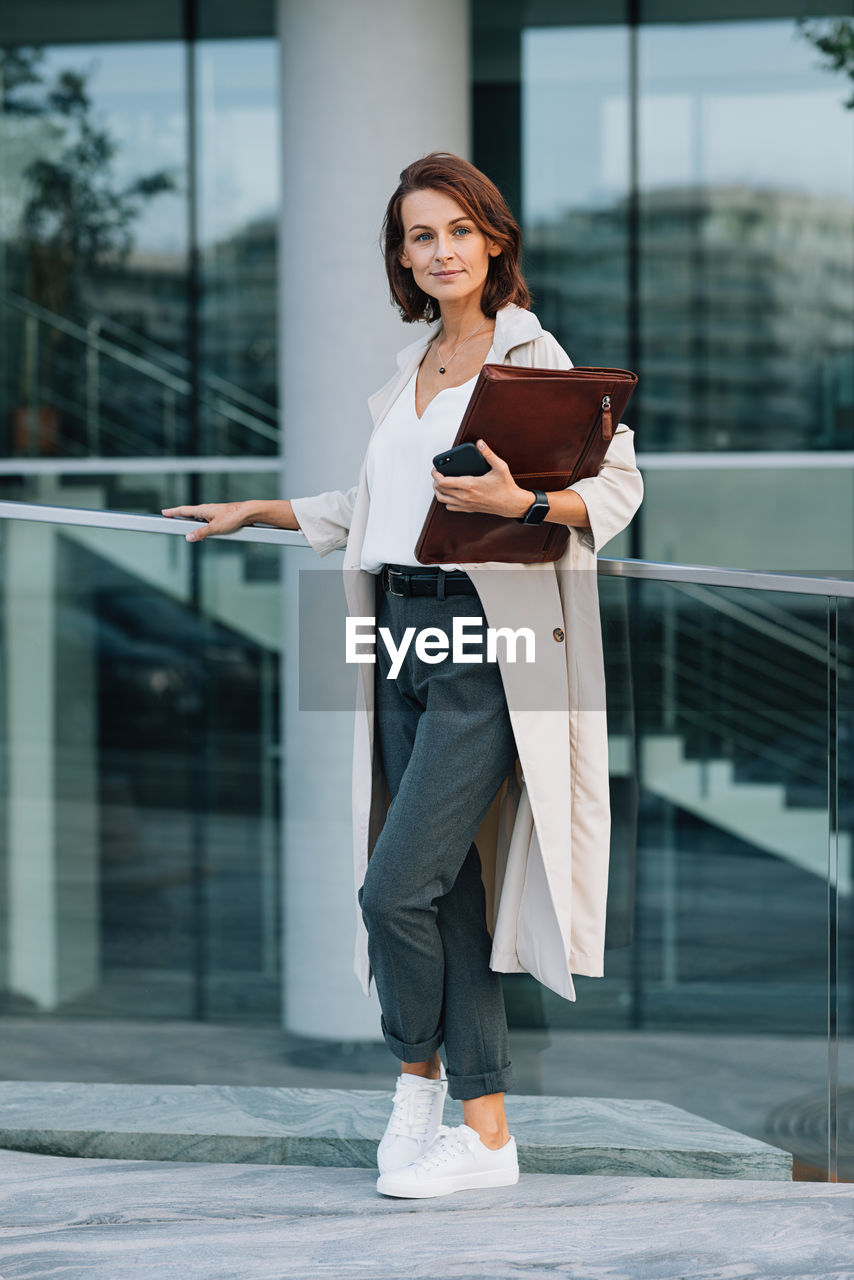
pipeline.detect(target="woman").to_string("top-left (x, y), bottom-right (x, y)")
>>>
top-left (163, 152), bottom-right (643, 1200)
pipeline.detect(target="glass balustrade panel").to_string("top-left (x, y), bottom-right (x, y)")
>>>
top-left (0, 516), bottom-right (283, 1023)
top-left (591, 575), bottom-right (837, 1180)
top-left (836, 593), bottom-right (853, 1184)
top-left (0, 510), bottom-right (846, 1182)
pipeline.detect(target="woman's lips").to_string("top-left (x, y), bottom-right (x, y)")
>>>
top-left (432, 270), bottom-right (462, 279)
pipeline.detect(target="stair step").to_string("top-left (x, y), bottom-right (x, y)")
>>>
top-left (639, 734), bottom-right (852, 891)
top-left (0, 1082), bottom-right (791, 1180)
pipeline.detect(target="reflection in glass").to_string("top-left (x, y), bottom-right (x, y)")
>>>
top-left (520, 16), bottom-right (854, 451)
top-left (197, 40), bottom-right (279, 457)
top-left (0, 42), bottom-right (187, 457)
top-left (522, 25), bottom-right (631, 367)
top-left (610, 575), bottom-right (844, 1180)
top-left (0, 34), bottom-right (279, 459)
top-left (0, 468), bottom-right (281, 519)
top-left (0, 518), bottom-right (281, 1020)
top-left (638, 19), bottom-right (853, 452)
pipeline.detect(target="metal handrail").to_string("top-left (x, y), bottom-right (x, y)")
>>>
top-left (0, 499), bottom-right (305, 546)
top-left (6, 293), bottom-right (190, 393)
top-left (637, 450), bottom-right (854, 469)
top-left (3, 293), bottom-right (278, 445)
top-left (676, 580), bottom-right (843, 661)
top-left (92, 310), bottom-right (278, 416)
top-left (659, 651), bottom-right (827, 765)
top-left (0, 499), bottom-right (853, 597)
top-left (674, 611), bottom-right (827, 700)
top-left (597, 557), bottom-right (854, 598)
top-left (649, 688), bottom-right (828, 788)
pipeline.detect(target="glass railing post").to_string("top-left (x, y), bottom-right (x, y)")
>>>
top-left (628, 573), bottom-right (646, 1030)
top-left (827, 595), bottom-right (839, 1184)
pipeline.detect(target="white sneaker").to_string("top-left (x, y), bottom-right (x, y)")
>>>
top-left (376, 1063), bottom-right (448, 1175)
top-left (376, 1123), bottom-right (519, 1199)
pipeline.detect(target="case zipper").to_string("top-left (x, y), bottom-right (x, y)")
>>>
top-left (569, 393), bottom-right (613, 485)
top-left (601, 394), bottom-right (612, 442)
top-left (535, 393), bottom-right (614, 558)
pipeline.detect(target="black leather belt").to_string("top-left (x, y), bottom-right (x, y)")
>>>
top-left (381, 563), bottom-right (478, 598)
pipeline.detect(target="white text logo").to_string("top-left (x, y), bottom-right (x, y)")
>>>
top-left (345, 617), bottom-right (536, 679)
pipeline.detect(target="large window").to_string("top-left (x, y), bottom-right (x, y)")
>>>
top-left (475, 1), bottom-right (854, 455)
top-left (0, 2), bottom-right (278, 461)
top-left (0, 3), bottom-right (283, 1022)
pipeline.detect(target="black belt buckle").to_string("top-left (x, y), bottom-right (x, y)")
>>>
top-left (384, 565), bottom-right (409, 597)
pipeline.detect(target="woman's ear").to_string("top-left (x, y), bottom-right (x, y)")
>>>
top-left (399, 248), bottom-right (412, 269)
top-left (488, 242), bottom-right (502, 258)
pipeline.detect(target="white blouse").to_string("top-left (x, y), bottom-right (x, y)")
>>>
top-left (360, 360), bottom-right (485, 574)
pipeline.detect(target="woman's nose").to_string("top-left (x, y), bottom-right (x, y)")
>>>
top-left (434, 236), bottom-right (453, 260)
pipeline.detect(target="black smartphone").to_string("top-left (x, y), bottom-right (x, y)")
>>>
top-left (432, 442), bottom-right (491, 477)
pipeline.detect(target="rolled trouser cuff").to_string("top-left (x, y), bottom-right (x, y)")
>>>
top-left (446, 1064), bottom-right (515, 1101)
top-left (380, 1014), bottom-right (444, 1063)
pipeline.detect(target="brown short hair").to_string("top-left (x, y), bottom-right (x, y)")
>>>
top-left (382, 152), bottom-right (531, 323)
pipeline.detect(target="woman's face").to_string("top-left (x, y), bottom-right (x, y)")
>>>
top-left (398, 187), bottom-right (501, 311)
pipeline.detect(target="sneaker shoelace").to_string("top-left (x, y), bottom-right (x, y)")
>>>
top-left (415, 1125), bottom-right (477, 1171)
top-left (385, 1078), bottom-right (443, 1140)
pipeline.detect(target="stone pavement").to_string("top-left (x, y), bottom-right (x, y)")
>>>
top-left (0, 1082), bottom-right (791, 1179)
top-left (4, 1016), bottom-right (849, 1178)
top-left (0, 1149), bottom-right (852, 1280)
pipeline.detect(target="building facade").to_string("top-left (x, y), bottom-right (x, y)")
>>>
top-left (0, 0), bottom-right (852, 1179)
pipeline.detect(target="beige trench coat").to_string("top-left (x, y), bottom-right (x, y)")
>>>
top-left (291, 304), bottom-right (643, 1002)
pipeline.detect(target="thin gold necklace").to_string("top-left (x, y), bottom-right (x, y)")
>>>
top-left (435, 318), bottom-right (492, 374)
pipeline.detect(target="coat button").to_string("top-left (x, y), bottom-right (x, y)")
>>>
top-left (553, 627), bottom-right (565, 642)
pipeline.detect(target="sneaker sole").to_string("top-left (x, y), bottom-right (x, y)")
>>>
top-left (376, 1165), bottom-right (519, 1199)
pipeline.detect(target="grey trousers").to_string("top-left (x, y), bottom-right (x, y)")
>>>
top-left (358, 580), bottom-right (518, 1101)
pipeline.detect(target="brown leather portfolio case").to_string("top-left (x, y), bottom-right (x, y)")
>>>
top-left (415, 364), bottom-right (638, 565)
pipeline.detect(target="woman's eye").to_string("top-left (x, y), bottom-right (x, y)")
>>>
top-left (415, 232), bottom-right (432, 242)
top-left (454, 226), bottom-right (473, 236)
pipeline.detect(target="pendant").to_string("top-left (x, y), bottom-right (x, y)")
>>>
top-left (438, 366), bottom-right (445, 374)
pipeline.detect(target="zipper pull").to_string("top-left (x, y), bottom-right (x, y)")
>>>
top-left (601, 394), bottom-right (613, 442)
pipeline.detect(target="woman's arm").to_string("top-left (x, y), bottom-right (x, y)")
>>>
top-left (564, 427), bottom-right (643, 554)
top-left (162, 483), bottom-right (361, 556)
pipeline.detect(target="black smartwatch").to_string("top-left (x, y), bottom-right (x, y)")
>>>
top-left (517, 489), bottom-right (550, 525)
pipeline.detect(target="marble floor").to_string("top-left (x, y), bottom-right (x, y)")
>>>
top-left (0, 1081), bottom-right (791, 1179)
top-left (0, 1148), bottom-right (852, 1280)
top-left (1, 1016), bottom-right (847, 1176)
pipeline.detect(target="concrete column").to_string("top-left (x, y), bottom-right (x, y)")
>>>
top-left (278, 0), bottom-right (470, 1038)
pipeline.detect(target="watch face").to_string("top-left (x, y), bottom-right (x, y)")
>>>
top-left (518, 490), bottom-right (549, 524)
top-left (524, 493), bottom-right (549, 524)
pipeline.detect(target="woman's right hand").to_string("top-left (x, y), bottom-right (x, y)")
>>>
top-left (161, 501), bottom-right (249, 542)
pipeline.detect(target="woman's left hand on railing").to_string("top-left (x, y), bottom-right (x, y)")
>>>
top-left (161, 502), bottom-right (249, 542)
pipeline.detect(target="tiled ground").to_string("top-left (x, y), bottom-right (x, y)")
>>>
top-left (1, 1149), bottom-right (852, 1280)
